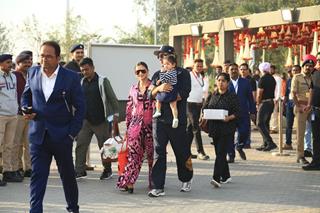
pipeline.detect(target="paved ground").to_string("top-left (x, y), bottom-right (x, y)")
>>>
top-left (0, 123), bottom-right (320, 213)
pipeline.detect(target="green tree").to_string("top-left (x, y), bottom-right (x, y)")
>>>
top-left (115, 23), bottom-right (154, 44)
top-left (20, 14), bottom-right (44, 58)
top-left (135, 0), bottom-right (320, 44)
top-left (20, 12), bottom-right (102, 62)
top-left (0, 23), bottom-right (14, 53)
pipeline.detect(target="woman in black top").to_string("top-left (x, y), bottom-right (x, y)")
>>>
top-left (203, 73), bottom-right (240, 188)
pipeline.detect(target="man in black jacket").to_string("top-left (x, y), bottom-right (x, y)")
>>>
top-left (148, 45), bottom-right (193, 197)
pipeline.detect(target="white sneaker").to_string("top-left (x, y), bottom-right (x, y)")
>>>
top-left (221, 177), bottom-right (232, 184)
top-left (210, 179), bottom-right (221, 188)
top-left (180, 179), bottom-right (192, 192)
top-left (148, 189), bottom-right (165, 197)
top-left (172, 118), bottom-right (179, 128)
top-left (153, 111), bottom-right (161, 118)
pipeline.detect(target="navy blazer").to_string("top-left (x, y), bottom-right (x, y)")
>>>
top-left (21, 66), bottom-right (85, 144)
top-left (228, 77), bottom-right (256, 117)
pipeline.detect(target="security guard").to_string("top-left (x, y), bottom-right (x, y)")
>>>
top-left (291, 54), bottom-right (313, 164)
top-left (64, 44), bottom-right (84, 73)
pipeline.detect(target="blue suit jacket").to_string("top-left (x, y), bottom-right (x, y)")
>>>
top-left (21, 65), bottom-right (85, 144)
top-left (228, 77), bottom-right (256, 118)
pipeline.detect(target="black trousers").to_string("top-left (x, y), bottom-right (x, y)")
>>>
top-left (311, 110), bottom-right (320, 164)
top-left (257, 101), bottom-right (275, 147)
top-left (187, 102), bottom-right (205, 154)
top-left (30, 132), bottom-right (79, 213)
top-left (151, 121), bottom-right (193, 189)
top-left (212, 134), bottom-right (231, 182)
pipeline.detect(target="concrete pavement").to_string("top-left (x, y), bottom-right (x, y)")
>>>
top-left (0, 124), bottom-right (320, 213)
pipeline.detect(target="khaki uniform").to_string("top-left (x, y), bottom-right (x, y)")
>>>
top-left (291, 73), bottom-right (311, 158)
top-left (14, 115), bottom-right (31, 171)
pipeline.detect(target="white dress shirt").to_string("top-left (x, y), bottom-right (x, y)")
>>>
top-left (41, 65), bottom-right (60, 102)
top-left (187, 71), bottom-right (204, 103)
top-left (231, 78), bottom-right (239, 94)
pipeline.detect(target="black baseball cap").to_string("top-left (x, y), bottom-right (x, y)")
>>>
top-left (153, 45), bottom-right (175, 56)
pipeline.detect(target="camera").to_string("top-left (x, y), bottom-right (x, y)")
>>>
top-left (22, 106), bottom-right (33, 115)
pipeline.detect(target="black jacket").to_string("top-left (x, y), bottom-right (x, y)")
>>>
top-left (203, 90), bottom-right (240, 138)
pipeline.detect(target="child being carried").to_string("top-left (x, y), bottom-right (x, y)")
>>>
top-left (153, 54), bottom-right (179, 128)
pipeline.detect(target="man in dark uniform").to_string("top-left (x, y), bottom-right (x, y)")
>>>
top-left (148, 45), bottom-right (193, 197)
top-left (303, 54), bottom-right (320, 170)
top-left (64, 44), bottom-right (84, 73)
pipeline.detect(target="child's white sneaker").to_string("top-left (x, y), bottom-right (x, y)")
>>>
top-left (153, 111), bottom-right (161, 118)
top-left (172, 118), bottom-right (179, 128)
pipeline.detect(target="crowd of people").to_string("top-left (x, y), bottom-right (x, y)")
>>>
top-left (0, 41), bottom-right (320, 212)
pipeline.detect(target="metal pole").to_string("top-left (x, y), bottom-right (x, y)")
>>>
top-left (154, 0), bottom-right (157, 45)
top-left (66, 0), bottom-right (71, 62)
top-left (272, 98), bottom-right (289, 156)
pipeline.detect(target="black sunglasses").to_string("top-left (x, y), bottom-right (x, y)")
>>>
top-left (135, 69), bottom-right (147, 75)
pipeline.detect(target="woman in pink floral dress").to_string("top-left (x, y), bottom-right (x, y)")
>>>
top-left (117, 61), bottom-right (154, 193)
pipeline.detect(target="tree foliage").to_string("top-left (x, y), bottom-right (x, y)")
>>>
top-left (115, 23), bottom-right (155, 44)
top-left (20, 12), bottom-right (102, 61)
top-left (135, 0), bottom-right (320, 44)
top-left (133, 0), bottom-right (320, 69)
top-left (0, 23), bottom-right (14, 53)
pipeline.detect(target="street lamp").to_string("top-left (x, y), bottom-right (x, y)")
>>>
top-left (190, 24), bottom-right (202, 37)
top-left (281, 9), bottom-right (293, 22)
top-left (234, 18), bottom-right (244, 28)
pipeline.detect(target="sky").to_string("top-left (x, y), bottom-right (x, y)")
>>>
top-left (0, 0), bottom-right (154, 55)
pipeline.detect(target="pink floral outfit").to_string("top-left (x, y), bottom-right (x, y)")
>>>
top-left (117, 80), bottom-right (154, 188)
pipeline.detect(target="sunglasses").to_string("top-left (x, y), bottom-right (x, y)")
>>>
top-left (135, 69), bottom-right (147, 75)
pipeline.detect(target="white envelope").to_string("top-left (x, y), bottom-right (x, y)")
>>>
top-left (203, 109), bottom-right (228, 120)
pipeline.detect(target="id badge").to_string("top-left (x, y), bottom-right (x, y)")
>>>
top-left (311, 112), bottom-right (315, 121)
top-left (306, 92), bottom-right (310, 98)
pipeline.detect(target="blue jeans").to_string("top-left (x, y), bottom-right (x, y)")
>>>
top-left (304, 119), bottom-right (312, 151)
top-left (285, 101), bottom-right (294, 145)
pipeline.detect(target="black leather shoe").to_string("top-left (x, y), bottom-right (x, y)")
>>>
top-left (24, 169), bottom-right (32, 178)
top-left (297, 157), bottom-right (309, 164)
top-left (3, 171), bottom-right (23, 182)
top-left (237, 148), bottom-right (247, 160)
top-left (191, 154), bottom-right (197, 159)
top-left (256, 145), bottom-right (267, 151)
top-left (263, 143), bottom-right (277, 151)
top-left (127, 187), bottom-right (134, 194)
top-left (243, 144), bottom-right (251, 149)
top-left (304, 150), bottom-right (313, 157)
top-left (227, 158), bottom-right (235, 163)
top-left (100, 170), bottom-right (112, 180)
top-left (302, 162), bottom-right (320, 171)
top-left (0, 179), bottom-right (6, 187)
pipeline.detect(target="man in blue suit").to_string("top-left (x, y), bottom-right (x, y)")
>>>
top-left (227, 63), bottom-right (256, 163)
top-left (21, 41), bottom-right (85, 213)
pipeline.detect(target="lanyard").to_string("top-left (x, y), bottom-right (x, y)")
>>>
top-left (303, 76), bottom-right (311, 90)
top-left (192, 71), bottom-right (204, 87)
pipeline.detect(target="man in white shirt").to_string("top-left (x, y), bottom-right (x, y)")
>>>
top-left (187, 59), bottom-right (209, 160)
top-left (22, 41), bottom-right (85, 213)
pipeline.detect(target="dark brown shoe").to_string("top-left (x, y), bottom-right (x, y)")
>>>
top-left (85, 164), bottom-right (94, 171)
top-left (269, 130), bottom-right (278, 134)
top-left (283, 144), bottom-right (293, 150)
